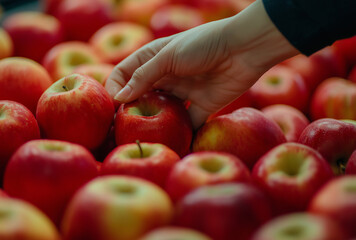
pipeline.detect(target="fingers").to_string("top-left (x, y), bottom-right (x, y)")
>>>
top-left (113, 51), bottom-right (169, 103)
top-left (188, 103), bottom-right (213, 130)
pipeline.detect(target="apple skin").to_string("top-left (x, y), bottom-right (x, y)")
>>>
top-left (139, 227), bottom-right (212, 240)
top-left (57, 0), bottom-right (114, 42)
top-left (0, 57), bottom-right (53, 114)
top-left (150, 4), bottom-right (205, 38)
top-left (36, 74), bottom-right (115, 150)
top-left (251, 213), bottom-right (345, 240)
top-left (308, 176), bottom-right (356, 238)
top-left (115, 91), bottom-right (193, 158)
top-left (101, 142), bottom-right (180, 187)
top-left (0, 100), bottom-right (40, 182)
top-left (90, 22), bottom-right (154, 65)
top-left (109, 0), bottom-right (169, 26)
top-left (61, 176), bottom-right (173, 240)
top-left (346, 150), bottom-right (356, 174)
top-left (3, 12), bottom-right (64, 63)
top-left (3, 139), bottom-right (99, 226)
top-left (229, 0), bottom-right (255, 13)
top-left (42, 0), bottom-right (64, 15)
top-left (310, 77), bottom-right (356, 120)
top-left (165, 151), bottom-right (251, 202)
top-left (252, 142), bottom-right (333, 214)
top-left (72, 63), bottom-right (115, 86)
top-left (174, 182), bottom-right (272, 240)
top-left (0, 197), bottom-right (61, 240)
top-left (298, 118), bottom-right (356, 175)
top-left (193, 107), bottom-right (286, 169)
top-left (42, 41), bottom-right (103, 81)
top-left (250, 65), bottom-right (309, 113)
top-left (0, 28), bottom-right (13, 59)
top-left (349, 64), bottom-right (356, 82)
top-left (333, 35), bottom-right (356, 70)
top-left (261, 104), bottom-right (310, 142)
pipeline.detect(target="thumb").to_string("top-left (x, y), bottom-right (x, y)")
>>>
top-left (114, 53), bottom-right (168, 103)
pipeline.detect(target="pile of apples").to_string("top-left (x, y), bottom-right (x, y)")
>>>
top-left (1, 0), bottom-right (356, 239)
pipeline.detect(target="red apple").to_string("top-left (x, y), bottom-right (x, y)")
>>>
top-left (251, 213), bottom-right (345, 240)
top-left (42, 0), bottom-right (64, 15)
top-left (4, 139), bottom-right (99, 226)
top-left (0, 189), bottom-right (7, 198)
top-left (175, 182), bottom-right (272, 240)
top-left (333, 36), bottom-right (356, 70)
top-left (150, 4), bottom-right (205, 38)
top-left (229, 0), bottom-right (255, 13)
top-left (250, 65), bottom-right (309, 112)
top-left (0, 100), bottom-right (40, 182)
top-left (36, 74), bottom-right (115, 150)
top-left (207, 90), bottom-right (253, 120)
top-left (310, 77), bottom-right (356, 120)
top-left (72, 63), bottom-right (114, 86)
top-left (349, 64), bottom-right (356, 82)
top-left (252, 142), bottom-right (333, 214)
top-left (346, 150), bottom-right (356, 174)
top-left (0, 197), bottom-right (60, 240)
top-left (139, 227), bottom-right (212, 240)
top-left (109, 0), bottom-right (169, 26)
top-left (0, 28), bottom-right (13, 59)
top-left (3, 11), bottom-right (64, 62)
top-left (0, 57), bottom-right (53, 113)
top-left (261, 104), bottom-right (310, 142)
top-left (101, 142), bottom-right (180, 187)
top-left (90, 22), bottom-right (154, 65)
top-left (115, 91), bottom-right (193, 157)
top-left (61, 175), bottom-right (173, 240)
top-left (193, 107), bottom-right (286, 169)
top-left (57, 0), bottom-right (114, 42)
top-left (165, 151), bottom-right (251, 202)
top-left (309, 176), bottom-right (356, 238)
top-left (298, 118), bottom-right (356, 175)
top-left (42, 41), bottom-right (103, 81)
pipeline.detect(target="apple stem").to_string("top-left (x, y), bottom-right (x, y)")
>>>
top-left (62, 86), bottom-right (69, 91)
top-left (136, 140), bottom-right (143, 158)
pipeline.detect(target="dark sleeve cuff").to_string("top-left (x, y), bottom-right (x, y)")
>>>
top-left (262, 0), bottom-right (356, 56)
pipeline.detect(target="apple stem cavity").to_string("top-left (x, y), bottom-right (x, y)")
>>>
top-left (136, 140), bottom-right (143, 158)
top-left (62, 85), bottom-right (69, 91)
top-left (336, 158), bottom-right (346, 175)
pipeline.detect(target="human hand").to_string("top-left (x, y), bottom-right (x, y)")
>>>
top-left (105, 0), bottom-right (298, 129)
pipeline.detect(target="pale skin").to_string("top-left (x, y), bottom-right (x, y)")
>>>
top-left (105, 0), bottom-right (299, 129)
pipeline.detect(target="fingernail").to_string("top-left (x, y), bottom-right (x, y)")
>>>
top-left (114, 85), bottom-right (132, 102)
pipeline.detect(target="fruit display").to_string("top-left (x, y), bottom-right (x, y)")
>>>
top-left (0, 0), bottom-right (356, 239)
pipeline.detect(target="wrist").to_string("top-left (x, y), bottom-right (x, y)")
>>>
top-left (223, 0), bottom-right (299, 72)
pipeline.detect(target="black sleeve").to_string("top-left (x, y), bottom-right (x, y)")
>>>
top-left (262, 0), bottom-right (356, 55)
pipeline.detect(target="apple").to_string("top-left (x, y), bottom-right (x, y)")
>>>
top-left (57, 0), bottom-right (114, 42)
top-left (165, 151), bottom-right (251, 202)
top-left (150, 4), bottom-right (205, 38)
top-left (0, 57), bottom-right (53, 114)
top-left (61, 175), bottom-right (173, 240)
top-left (346, 150), bottom-right (356, 174)
top-left (36, 73), bottom-right (115, 150)
top-left (261, 104), bottom-right (310, 142)
top-left (251, 213), bottom-right (345, 240)
top-left (175, 182), bottom-right (272, 240)
top-left (139, 227), bottom-right (212, 240)
top-left (349, 64), bottom-right (356, 82)
top-left (3, 11), bottom-right (64, 63)
top-left (252, 142), bottom-right (333, 214)
top-left (0, 100), bottom-right (40, 182)
top-left (90, 22), bottom-right (154, 65)
top-left (42, 41), bottom-right (103, 81)
top-left (229, 0), bottom-right (255, 13)
top-left (310, 77), bottom-right (356, 120)
top-left (0, 28), bottom-right (13, 59)
top-left (115, 91), bottom-right (193, 157)
top-left (42, 0), bottom-right (64, 15)
top-left (298, 118), bottom-right (356, 175)
top-left (0, 189), bottom-right (7, 198)
top-left (309, 176), bottom-right (356, 238)
top-left (207, 90), bottom-right (253, 120)
top-left (4, 139), bottom-right (99, 226)
top-left (72, 63), bottom-right (115, 86)
top-left (109, 0), bottom-right (169, 26)
top-left (250, 65), bottom-right (309, 113)
top-left (193, 107), bottom-right (286, 169)
top-left (101, 142), bottom-right (180, 187)
top-left (0, 197), bottom-right (60, 240)
top-left (333, 36), bottom-right (356, 70)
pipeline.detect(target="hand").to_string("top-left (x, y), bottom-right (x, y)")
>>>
top-left (105, 0), bottom-right (298, 129)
